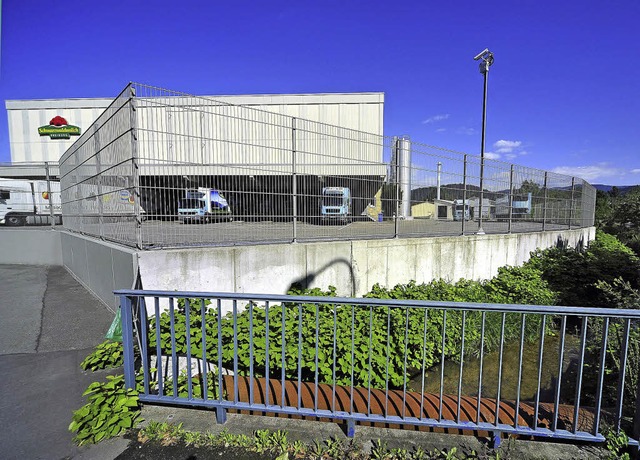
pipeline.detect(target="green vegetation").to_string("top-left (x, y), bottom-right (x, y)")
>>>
top-left (525, 230), bottom-right (640, 308)
top-left (596, 186), bottom-right (640, 255)
top-left (72, 199), bottom-right (640, 455)
top-left (80, 339), bottom-right (124, 371)
top-left (604, 429), bottom-right (631, 460)
top-left (69, 374), bottom-right (141, 446)
top-left (146, 264), bottom-right (555, 392)
top-left (134, 422), bottom-right (506, 459)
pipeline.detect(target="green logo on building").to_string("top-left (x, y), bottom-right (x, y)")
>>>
top-left (38, 116), bottom-right (81, 139)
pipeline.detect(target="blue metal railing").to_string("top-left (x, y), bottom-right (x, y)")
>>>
top-left (117, 289), bottom-right (640, 447)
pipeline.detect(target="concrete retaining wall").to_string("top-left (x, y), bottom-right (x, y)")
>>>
top-left (0, 229), bottom-right (63, 266)
top-left (60, 232), bottom-right (137, 310)
top-left (5, 227), bottom-right (595, 311)
top-left (137, 228), bottom-right (595, 309)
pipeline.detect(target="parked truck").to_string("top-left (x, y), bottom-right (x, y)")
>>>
top-left (177, 188), bottom-right (232, 223)
top-left (452, 199), bottom-right (470, 221)
top-left (320, 187), bottom-right (352, 224)
top-left (496, 192), bottom-right (532, 220)
top-left (0, 178), bottom-right (62, 226)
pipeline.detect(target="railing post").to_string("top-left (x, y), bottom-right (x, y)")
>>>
top-left (542, 172), bottom-right (548, 231)
top-left (634, 363), bottom-right (640, 443)
top-left (45, 161), bottom-right (55, 228)
top-left (346, 419), bottom-right (356, 438)
top-left (216, 407), bottom-right (227, 424)
top-left (120, 294), bottom-right (136, 390)
top-left (462, 155), bottom-right (467, 235)
top-left (615, 319), bottom-right (631, 434)
top-left (129, 85), bottom-right (143, 249)
top-left (292, 117), bottom-right (297, 242)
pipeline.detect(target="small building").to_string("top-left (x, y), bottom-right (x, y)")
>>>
top-left (411, 201), bottom-right (436, 219)
top-left (434, 199), bottom-right (454, 220)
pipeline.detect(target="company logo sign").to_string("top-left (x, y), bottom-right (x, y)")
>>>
top-left (38, 116), bottom-right (81, 139)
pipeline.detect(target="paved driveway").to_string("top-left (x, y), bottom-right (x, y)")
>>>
top-left (0, 265), bottom-right (123, 460)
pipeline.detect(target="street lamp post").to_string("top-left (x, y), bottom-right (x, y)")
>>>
top-left (474, 48), bottom-right (494, 235)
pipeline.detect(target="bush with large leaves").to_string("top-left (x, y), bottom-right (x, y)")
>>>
top-left (147, 264), bottom-right (556, 390)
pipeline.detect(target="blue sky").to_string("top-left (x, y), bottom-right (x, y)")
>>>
top-left (1, 0), bottom-right (638, 185)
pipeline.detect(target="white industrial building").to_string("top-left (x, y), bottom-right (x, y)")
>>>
top-left (5, 92), bottom-right (385, 164)
top-left (5, 89), bottom-right (393, 225)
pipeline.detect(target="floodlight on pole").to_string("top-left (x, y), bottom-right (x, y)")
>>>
top-left (474, 48), bottom-right (494, 235)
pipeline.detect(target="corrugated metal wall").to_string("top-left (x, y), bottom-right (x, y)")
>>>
top-left (6, 93), bottom-right (384, 164)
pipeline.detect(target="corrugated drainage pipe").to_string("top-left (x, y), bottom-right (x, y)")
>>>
top-left (220, 376), bottom-right (595, 437)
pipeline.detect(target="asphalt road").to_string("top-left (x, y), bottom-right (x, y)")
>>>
top-left (23, 218), bottom-right (571, 249)
top-left (0, 265), bottom-right (124, 460)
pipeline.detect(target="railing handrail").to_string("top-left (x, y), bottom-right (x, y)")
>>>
top-left (116, 289), bottom-right (640, 319)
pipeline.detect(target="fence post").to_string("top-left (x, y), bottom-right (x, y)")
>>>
top-left (94, 125), bottom-right (104, 239)
top-left (120, 294), bottom-right (137, 390)
top-left (292, 117), bottom-right (297, 242)
top-left (542, 172), bottom-right (548, 231)
top-left (45, 162), bottom-right (55, 228)
top-left (462, 155), bottom-right (467, 235)
top-left (129, 85), bottom-right (143, 249)
top-left (394, 139), bottom-right (400, 238)
top-left (569, 177), bottom-right (575, 230)
top-left (508, 164), bottom-right (514, 234)
top-left (74, 154), bottom-right (84, 233)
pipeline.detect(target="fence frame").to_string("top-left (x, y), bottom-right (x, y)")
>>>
top-left (49, 82), bottom-right (596, 249)
top-left (118, 289), bottom-right (640, 448)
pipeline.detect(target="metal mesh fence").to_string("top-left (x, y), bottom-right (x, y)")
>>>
top-left (59, 86), bottom-right (140, 246)
top-left (55, 83), bottom-right (596, 249)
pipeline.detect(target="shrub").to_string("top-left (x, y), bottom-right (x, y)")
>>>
top-left (146, 264), bottom-right (556, 391)
top-left (69, 374), bottom-right (141, 445)
top-left (80, 340), bottom-right (124, 371)
top-left (526, 231), bottom-right (640, 308)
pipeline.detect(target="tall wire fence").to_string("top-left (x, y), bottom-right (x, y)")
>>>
top-left (53, 82), bottom-right (596, 249)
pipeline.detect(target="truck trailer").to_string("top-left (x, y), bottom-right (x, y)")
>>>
top-left (0, 178), bottom-right (62, 226)
top-left (177, 188), bottom-right (233, 224)
top-left (496, 192), bottom-right (532, 220)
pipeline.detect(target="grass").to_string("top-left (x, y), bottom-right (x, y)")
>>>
top-left (132, 422), bottom-right (515, 460)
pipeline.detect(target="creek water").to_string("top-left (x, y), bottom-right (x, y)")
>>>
top-left (408, 334), bottom-right (581, 403)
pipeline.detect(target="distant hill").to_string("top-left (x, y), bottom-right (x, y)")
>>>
top-left (592, 184), bottom-right (638, 194)
top-left (412, 184), bottom-right (478, 202)
top-left (411, 184), bottom-right (639, 202)
top-left (411, 184), bottom-right (502, 202)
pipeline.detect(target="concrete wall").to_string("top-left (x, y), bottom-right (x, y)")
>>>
top-left (60, 231), bottom-right (137, 310)
top-left (137, 227), bottom-right (595, 313)
top-left (3, 225), bottom-right (594, 312)
top-left (0, 229), bottom-right (63, 266)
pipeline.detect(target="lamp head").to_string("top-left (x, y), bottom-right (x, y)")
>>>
top-left (474, 48), bottom-right (490, 61)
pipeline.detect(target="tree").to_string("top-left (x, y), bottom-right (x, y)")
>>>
top-left (525, 231), bottom-right (640, 308)
top-left (598, 186), bottom-right (640, 255)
